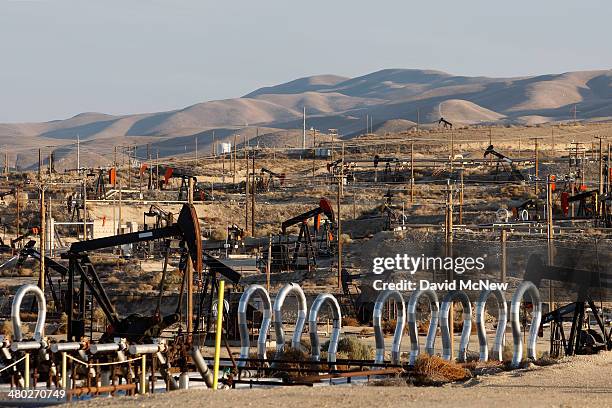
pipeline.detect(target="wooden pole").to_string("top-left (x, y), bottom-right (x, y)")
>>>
top-left (459, 170), bottom-right (464, 224)
top-left (82, 180), bottom-right (87, 240)
top-left (187, 177), bottom-right (194, 337)
top-left (233, 133), bottom-right (237, 184)
top-left (410, 142), bottom-right (414, 204)
top-left (337, 175), bottom-right (342, 289)
top-left (534, 138), bottom-right (539, 195)
top-left (39, 186), bottom-right (45, 292)
top-left (245, 150), bottom-right (249, 235)
top-left (547, 175), bottom-right (555, 311)
top-left (266, 234), bottom-right (272, 292)
top-left (251, 153), bottom-right (255, 236)
top-left (500, 229), bottom-right (507, 283)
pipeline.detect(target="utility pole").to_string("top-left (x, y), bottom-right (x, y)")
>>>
top-left (311, 128), bottom-right (316, 179)
top-left (302, 106), bottom-right (306, 149)
top-left (445, 179), bottom-right (454, 357)
top-left (77, 134), bottom-right (80, 173)
top-left (39, 185), bottom-right (46, 292)
top-left (337, 175), bottom-right (342, 289)
top-left (245, 149), bottom-right (249, 235)
top-left (459, 169), bottom-right (464, 224)
top-left (186, 177), bottom-right (194, 337)
top-left (546, 175), bottom-right (555, 311)
top-left (233, 133), bottom-right (237, 184)
top-left (82, 180), bottom-right (87, 240)
top-left (251, 152), bottom-right (255, 236)
top-left (533, 138), bottom-right (540, 195)
top-left (410, 142), bottom-right (415, 204)
top-left (38, 149), bottom-right (42, 181)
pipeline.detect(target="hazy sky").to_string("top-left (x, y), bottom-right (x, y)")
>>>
top-left (1, 0), bottom-right (611, 122)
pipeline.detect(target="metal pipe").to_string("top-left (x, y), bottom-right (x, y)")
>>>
top-left (372, 290), bottom-right (406, 364)
top-left (440, 290), bottom-right (472, 362)
top-left (10, 341), bottom-right (42, 352)
top-left (128, 344), bottom-right (164, 355)
top-left (191, 346), bottom-right (214, 388)
top-left (12, 284), bottom-right (46, 342)
top-left (273, 283), bottom-right (307, 355)
top-left (510, 281), bottom-right (542, 368)
top-left (50, 342), bottom-right (86, 353)
top-left (89, 343), bottom-right (120, 354)
top-left (476, 289), bottom-right (507, 361)
top-left (407, 289), bottom-right (439, 365)
top-left (238, 284), bottom-right (272, 366)
top-left (308, 293), bottom-right (342, 363)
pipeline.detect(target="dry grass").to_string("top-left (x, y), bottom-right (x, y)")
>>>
top-left (412, 355), bottom-right (471, 385)
top-left (342, 316), bottom-right (359, 326)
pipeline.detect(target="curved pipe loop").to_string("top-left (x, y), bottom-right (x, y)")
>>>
top-left (273, 283), bottom-right (308, 356)
top-left (407, 289), bottom-right (439, 365)
top-left (238, 285), bottom-right (273, 367)
top-left (12, 284), bottom-right (47, 342)
top-left (510, 281), bottom-right (542, 368)
top-left (308, 293), bottom-right (342, 364)
top-left (440, 290), bottom-right (472, 362)
top-left (476, 289), bottom-right (507, 362)
top-left (372, 290), bottom-right (406, 365)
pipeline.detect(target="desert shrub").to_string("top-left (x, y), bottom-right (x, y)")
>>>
top-left (106, 276), bottom-right (120, 284)
top-left (19, 268), bottom-right (33, 277)
top-left (323, 336), bottom-right (373, 360)
top-left (413, 355), bottom-right (470, 385)
top-left (342, 316), bottom-right (359, 326)
top-left (1, 320), bottom-right (12, 337)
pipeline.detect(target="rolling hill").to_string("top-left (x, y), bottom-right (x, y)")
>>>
top-left (2, 68), bottom-right (612, 169)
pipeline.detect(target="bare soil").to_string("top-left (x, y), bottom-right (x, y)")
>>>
top-left (67, 352), bottom-right (612, 408)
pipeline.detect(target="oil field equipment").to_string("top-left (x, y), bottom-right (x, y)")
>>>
top-left (256, 167), bottom-right (285, 192)
top-left (484, 144), bottom-right (526, 181)
top-left (266, 198), bottom-right (335, 272)
top-left (525, 254), bottom-right (612, 357)
top-left (438, 117), bottom-right (453, 129)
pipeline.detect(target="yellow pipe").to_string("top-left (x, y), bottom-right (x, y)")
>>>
top-left (212, 280), bottom-right (225, 390)
top-left (140, 355), bottom-right (146, 395)
top-left (61, 352), bottom-right (67, 389)
top-left (24, 353), bottom-right (29, 389)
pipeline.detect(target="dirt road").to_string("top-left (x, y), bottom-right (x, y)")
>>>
top-left (68, 352), bottom-right (611, 407)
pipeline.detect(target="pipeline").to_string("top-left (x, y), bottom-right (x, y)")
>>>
top-left (238, 284), bottom-right (272, 366)
top-left (476, 289), bottom-right (507, 361)
top-left (11, 284), bottom-right (46, 342)
top-left (510, 281), bottom-right (542, 368)
top-left (273, 283), bottom-right (307, 355)
top-left (439, 290), bottom-right (472, 362)
top-left (407, 289), bottom-right (439, 365)
top-left (372, 290), bottom-right (406, 364)
top-left (308, 293), bottom-right (342, 363)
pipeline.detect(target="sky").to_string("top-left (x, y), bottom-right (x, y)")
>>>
top-left (0, 0), bottom-right (611, 122)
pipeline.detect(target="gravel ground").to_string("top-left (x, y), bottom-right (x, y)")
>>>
top-left (67, 352), bottom-right (611, 408)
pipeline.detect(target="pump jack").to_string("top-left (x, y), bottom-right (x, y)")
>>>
top-left (525, 255), bottom-right (612, 357)
top-left (256, 167), bottom-right (285, 192)
top-left (266, 198), bottom-right (335, 272)
top-left (60, 203), bottom-right (204, 342)
top-left (484, 145), bottom-right (526, 181)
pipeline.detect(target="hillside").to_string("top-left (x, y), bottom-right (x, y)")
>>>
top-left (2, 68), bottom-right (612, 168)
